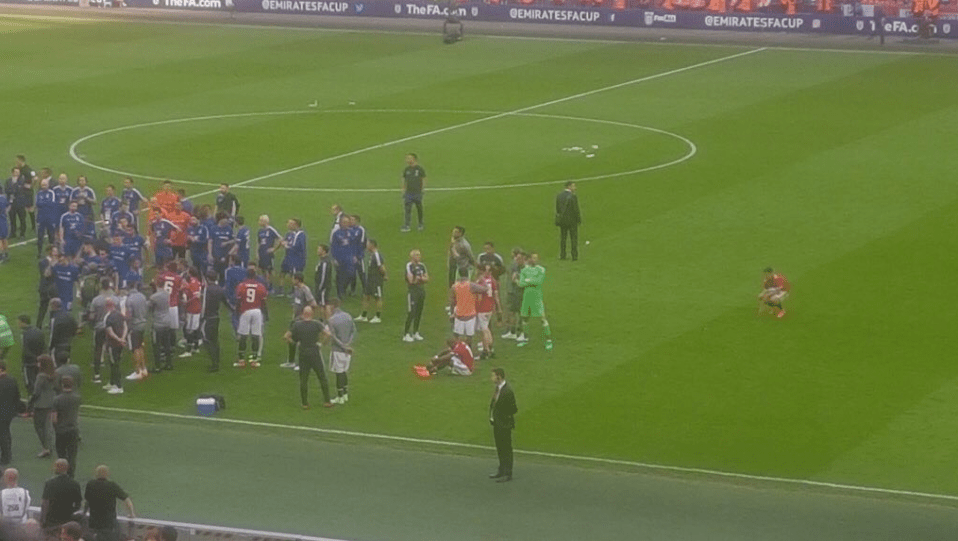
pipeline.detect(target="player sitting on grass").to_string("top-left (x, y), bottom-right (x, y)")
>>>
top-left (758, 267), bottom-right (791, 318)
top-left (415, 337), bottom-right (474, 377)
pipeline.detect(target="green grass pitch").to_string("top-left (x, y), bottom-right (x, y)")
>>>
top-left (1, 12), bottom-right (958, 514)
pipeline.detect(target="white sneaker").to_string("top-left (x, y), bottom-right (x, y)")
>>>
top-left (340, 394), bottom-right (349, 403)
top-left (369, 316), bottom-right (381, 324)
top-left (279, 362), bottom-right (296, 369)
top-left (516, 334), bottom-right (528, 342)
top-left (402, 334), bottom-right (415, 343)
top-left (108, 387), bottom-right (124, 395)
top-left (102, 383), bottom-right (116, 391)
top-left (501, 332), bottom-right (516, 339)
top-left (125, 372), bottom-right (142, 381)
top-left (178, 351), bottom-right (193, 358)
top-left (331, 396), bottom-right (343, 405)
top-left (413, 333), bottom-right (424, 341)
top-left (293, 365), bottom-right (300, 371)
top-left (354, 315), bottom-right (368, 322)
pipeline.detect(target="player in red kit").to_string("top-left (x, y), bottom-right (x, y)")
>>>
top-left (154, 261), bottom-right (184, 343)
top-left (416, 337), bottom-right (474, 377)
top-left (179, 267), bottom-right (204, 357)
top-left (475, 264), bottom-right (502, 359)
top-left (758, 267), bottom-right (791, 318)
top-left (235, 267), bottom-right (268, 367)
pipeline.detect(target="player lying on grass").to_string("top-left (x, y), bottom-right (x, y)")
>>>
top-left (415, 337), bottom-right (474, 377)
top-left (758, 267), bottom-right (791, 318)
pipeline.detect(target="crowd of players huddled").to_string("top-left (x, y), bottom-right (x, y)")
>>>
top-left (1, 153), bottom-right (556, 403)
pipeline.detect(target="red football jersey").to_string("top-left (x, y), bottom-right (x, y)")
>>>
top-left (236, 279), bottom-right (267, 313)
top-left (476, 276), bottom-right (498, 314)
top-left (183, 278), bottom-right (203, 314)
top-left (452, 341), bottom-right (474, 372)
top-left (155, 271), bottom-right (183, 308)
top-left (167, 210), bottom-right (191, 247)
top-left (764, 273), bottom-right (791, 291)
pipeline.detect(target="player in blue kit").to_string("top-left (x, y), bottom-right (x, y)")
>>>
top-left (330, 215), bottom-right (354, 299)
top-left (35, 178), bottom-right (58, 257)
top-left (187, 216), bottom-right (211, 276)
top-left (279, 218), bottom-right (306, 297)
top-left (257, 215), bottom-right (282, 293)
top-left (208, 212), bottom-right (236, 283)
top-left (59, 202), bottom-right (86, 257)
top-left (100, 184), bottom-right (121, 229)
top-left (151, 215), bottom-right (178, 269)
top-left (223, 255), bottom-right (246, 331)
top-left (123, 224), bottom-right (145, 265)
top-left (348, 215), bottom-right (367, 296)
top-left (235, 216), bottom-right (251, 267)
top-left (51, 253), bottom-right (82, 311)
top-left (52, 174), bottom-right (73, 219)
top-left (108, 235), bottom-right (134, 286)
top-left (71, 176), bottom-right (95, 218)
top-left (122, 177), bottom-right (145, 226)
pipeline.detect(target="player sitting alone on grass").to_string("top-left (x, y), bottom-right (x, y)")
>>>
top-left (758, 267), bottom-right (791, 318)
top-left (416, 337), bottom-right (474, 377)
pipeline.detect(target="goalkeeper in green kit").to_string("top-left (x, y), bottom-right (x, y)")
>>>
top-left (516, 252), bottom-right (553, 351)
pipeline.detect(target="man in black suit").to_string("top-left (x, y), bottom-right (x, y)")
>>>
top-left (555, 181), bottom-right (582, 261)
top-left (0, 361), bottom-right (24, 466)
top-left (489, 367), bottom-right (518, 482)
top-left (17, 315), bottom-right (45, 393)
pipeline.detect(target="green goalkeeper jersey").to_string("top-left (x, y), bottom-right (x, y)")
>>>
top-left (519, 264), bottom-right (546, 300)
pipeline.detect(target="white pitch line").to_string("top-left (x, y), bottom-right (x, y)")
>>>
top-left (70, 49), bottom-right (757, 199)
top-left (84, 404), bottom-right (958, 504)
top-left (217, 47), bottom-right (762, 193)
top-left (70, 109), bottom-right (697, 192)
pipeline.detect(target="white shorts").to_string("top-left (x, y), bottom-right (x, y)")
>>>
top-left (330, 351), bottom-right (351, 373)
top-left (450, 356), bottom-right (472, 376)
top-left (453, 317), bottom-right (476, 337)
top-left (238, 308), bottom-right (263, 336)
top-left (763, 288), bottom-right (789, 303)
top-left (476, 312), bottom-right (492, 332)
top-left (168, 306), bottom-right (180, 327)
top-left (184, 313), bottom-right (201, 332)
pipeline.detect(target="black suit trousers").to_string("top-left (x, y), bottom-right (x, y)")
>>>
top-left (0, 417), bottom-right (12, 465)
top-left (559, 224), bottom-right (578, 261)
top-left (493, 424), bottom-right (514, 476)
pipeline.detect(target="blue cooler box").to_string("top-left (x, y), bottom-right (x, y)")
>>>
top-left (196, 397), bottom-right (217, 416)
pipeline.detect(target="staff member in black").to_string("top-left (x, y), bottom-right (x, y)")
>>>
top-left (15, 155), bottom-right (37, 236)
top-left (48, 299), bottom-right (78, 368)
top-left (401, 153), bottom-right (426, 232)
top-left (489, 367), bottom-right (517, 482)
top-left (0, 361), bottom-right (24, 467)
top-left (202, 271), bottom-right (230, 373)
top-left (555, 181), bottom-right (582, 261)
top-left (17, 315), bottom-right (45, 393)
top-left (284, 306), bottom-right (332, 409)
top-left (51, 376), bottom-right (80, 478)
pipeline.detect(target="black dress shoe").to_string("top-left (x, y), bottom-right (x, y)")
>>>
top-left (496, 475), bottom-right (512, 483)
top-left (489, 472), bottom-right (506, 479)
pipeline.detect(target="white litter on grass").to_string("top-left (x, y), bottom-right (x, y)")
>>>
top-left (348, 101), bottom-right (356, 106)
top-left (562, 144), bottom-right (600, 158)
top-left (308, 100), bottom-right (318, 108)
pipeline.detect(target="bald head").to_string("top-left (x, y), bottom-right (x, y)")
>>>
top-left (3, 468), bottom-right (18, 487)
top-left (95, 464), bottom-right (110, 479)
top-left (54, 459), bottom-right (69, 475)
